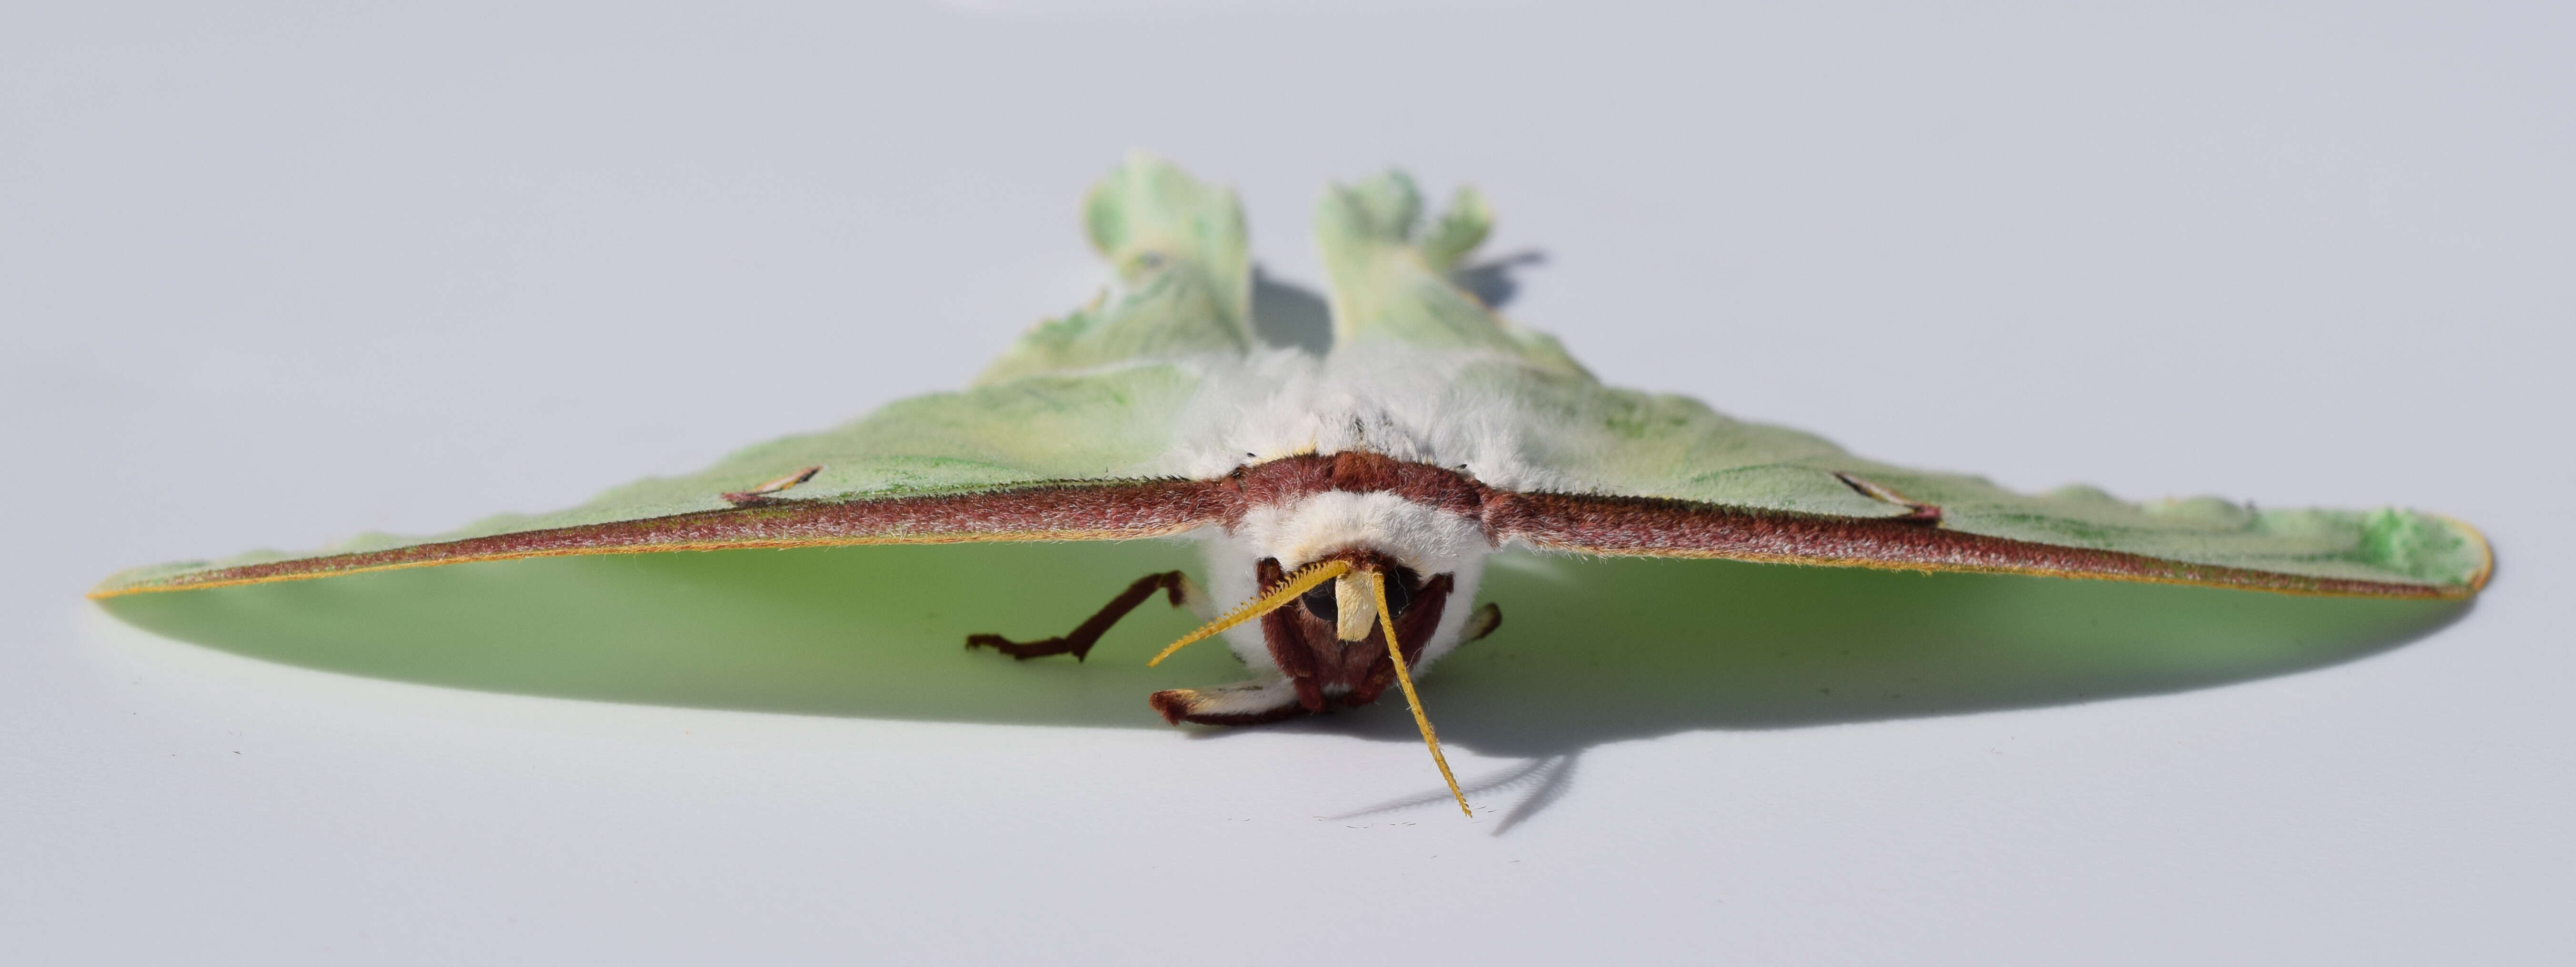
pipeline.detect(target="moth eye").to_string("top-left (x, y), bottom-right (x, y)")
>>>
top-left (1385, 569), bottom-right (1415, 615)
top-left (1300, 583), bottom-right (1337, 623)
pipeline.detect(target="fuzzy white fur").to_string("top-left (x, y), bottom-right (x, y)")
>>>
top-left (1153, 346), bottom-right (1594, 496)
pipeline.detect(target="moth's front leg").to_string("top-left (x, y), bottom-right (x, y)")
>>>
top-left (965, 571), bottom-right (1208, 661)
top-left (1149, 678), bottom-right (1310, 726)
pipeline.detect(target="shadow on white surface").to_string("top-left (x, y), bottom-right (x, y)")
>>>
top-left (1329, 752), bottom-right (1581, 835)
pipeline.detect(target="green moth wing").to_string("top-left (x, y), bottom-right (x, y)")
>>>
top-left (1316, 176), bottom-right (2489, 597)
top-left (92, 156), bottom-right (2491, 602)
top-left (1314, 170), bottom-right (1588, 377)
top-left (93, 154), bottom-right (1258, 597)
top-left (974, 151), bottom-right (1253, 386)
top-left (1399, 363), bottom-right (2491, 595)
top-left (88, 370), bottom-right (1227, 596)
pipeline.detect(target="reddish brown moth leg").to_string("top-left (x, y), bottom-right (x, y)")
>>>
top-left (966, 570), bottom-right (1195, 662)
top-left (1150, 679), bottom-right (1311, 726)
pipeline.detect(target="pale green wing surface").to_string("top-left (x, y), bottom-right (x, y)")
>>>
top-left (975, 151), bottom-right (1253, 385)
top-left (91, 366), bottom-right (1217, 596)
top-left (1504, 380), bottom-right (2495, 595)
top-left (1497, 366), bottom-right (2483, 594)
top-left (1332, 173), bottom-right (2489, 596)
top-left (95, 155), bottom-right (1262, 598)
top-left (1315, 171), bottom-right (1589, 377)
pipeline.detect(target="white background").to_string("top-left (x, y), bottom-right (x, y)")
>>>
top-left (4, 2), bottom-right (2569, 963)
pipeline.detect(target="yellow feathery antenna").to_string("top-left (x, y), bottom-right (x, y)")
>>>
top-left (1374, 570), bottom-right (1471, 818)
top-left (1146, 560), bottom-right (1352, 667)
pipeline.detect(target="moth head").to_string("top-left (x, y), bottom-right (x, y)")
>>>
top-left (1289, 549), bottom-right (1424, 643)
top-left (1142, 546), bottom-right (1471, 819)
top-left (1145, 550), bottom-right (1446, 667)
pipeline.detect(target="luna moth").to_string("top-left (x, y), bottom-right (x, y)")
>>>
top-left (92, 153), bottom-right (2492, 817)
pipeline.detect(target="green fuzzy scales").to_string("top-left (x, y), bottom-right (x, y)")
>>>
top-left (95, 153), bottom-right (2487, 597)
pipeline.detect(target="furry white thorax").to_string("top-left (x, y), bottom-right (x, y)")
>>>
top-left (1152, 346), bottom-right (1589, 496)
